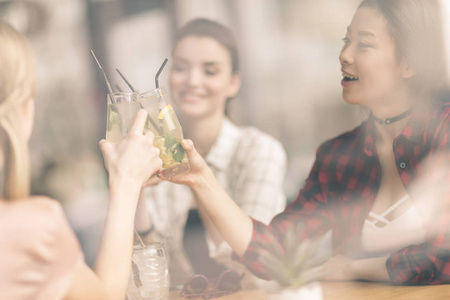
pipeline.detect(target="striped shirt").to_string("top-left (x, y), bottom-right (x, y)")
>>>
top-left (142, 117), bottom-right (287, 286)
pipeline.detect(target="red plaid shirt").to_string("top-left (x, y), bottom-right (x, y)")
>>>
top-left (235, 101), bottom-right (450, 285)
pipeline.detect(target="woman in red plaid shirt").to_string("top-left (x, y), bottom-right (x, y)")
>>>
top-left (166, 0), bottom-right (450, 285)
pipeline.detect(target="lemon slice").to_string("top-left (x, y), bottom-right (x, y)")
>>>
top-left (158, 104), bottom-right (172, 120)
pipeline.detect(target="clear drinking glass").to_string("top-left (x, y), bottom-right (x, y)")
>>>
top-left (127, 242), bottom-right (170, 300)
top-left (138, 87), bottom-right (189, 178)
top-left (105, 92), bottom-right (140, 142)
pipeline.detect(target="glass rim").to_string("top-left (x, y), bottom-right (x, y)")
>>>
top-left (139, 86), bottom-right (167, 96)
top-left (134, 241), bottom-right (165, 251)
top-left (108, 91), bottom-right (138, 103)
top-left (110, 91), bottom-right (137, 96)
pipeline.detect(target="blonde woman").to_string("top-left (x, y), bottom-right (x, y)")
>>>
top-left (0, 20), bottom-right (162, 299)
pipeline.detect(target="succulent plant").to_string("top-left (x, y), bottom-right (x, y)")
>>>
top-left (259, 222), bottom-right (328, 289)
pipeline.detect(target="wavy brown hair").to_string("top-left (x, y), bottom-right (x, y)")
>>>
top-left (173, 18), bottom-right (240, 74)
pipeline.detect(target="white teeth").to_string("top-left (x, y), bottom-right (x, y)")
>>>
top-left (342, 72), bottom-right (359, 80)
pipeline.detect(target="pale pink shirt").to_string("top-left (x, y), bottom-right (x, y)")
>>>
top-left (0, 197), bottom-right (83, 300)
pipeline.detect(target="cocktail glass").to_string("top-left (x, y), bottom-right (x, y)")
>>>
top-left (105, 92), bottom-right (141, 142)
top-left (138, 87), bottom-right (189, 178)
top-left (127, 242), bottom-right (170, 300)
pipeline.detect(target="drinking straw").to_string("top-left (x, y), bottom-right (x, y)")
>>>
top-left (116, 68), bottom-right (136, 92)
top-left (134, 228), bottom-right (145, 248)
top-left (115, 84), bottom-right (123, 92)
top-left (154, 58), bottom-right (168, 137)
top-left (144, 105), bottom-right (163, 136)
top-left (115, 69), bottom-right (163, 135)
top-left (155, 58), bottom-right (168, 89)
top-left (90, 50), bottom-right (115, 103)
top-left (131, 232), bottom-right (144, 287)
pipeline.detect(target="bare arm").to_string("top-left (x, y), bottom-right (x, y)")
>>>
top-left (165, 139), bottom-right (253, 256)
top-left (134, 173), bottom-right (165, 241)
top-left (92, 177), bottom-right (142, 297)
top-left (197, 201), bottom-right (223, 247)
top-left (134, 189), bottom-right (160, 245)
top-left (64, 110), bottom-right (162, 300)
top-left (190, 165), bottom-right (253, 256)
top-left (134, 191), bottom-right (153, 234)
top-left (351, 257), bottom-right (390, 281)
top-left (323, 255), bottom-right (389, 282)
top-left (198, 135), bottom-right (287, 250)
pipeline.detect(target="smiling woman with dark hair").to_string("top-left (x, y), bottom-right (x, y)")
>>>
top-left (166, 0), bottom-right (450, 285)
top-left (134, 18), bottom-right (287, 287)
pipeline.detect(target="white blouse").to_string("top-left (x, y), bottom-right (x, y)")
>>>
top-left (362, 195), bottom-right (426, 255)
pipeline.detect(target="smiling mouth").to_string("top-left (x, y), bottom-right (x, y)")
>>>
top-left (181, 92), bottom-right (202, 100)
top-left (342, 72), bottom-right (359, 82)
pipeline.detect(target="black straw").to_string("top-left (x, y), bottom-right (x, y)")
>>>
top-left (114, 69), bottom-right (163, 135)
top-left (155, 58), bottom-right (168, 89)
top-left (116, 68), bottom-right (136, 92)
top-left (90, 50), bottom-right (115, 103)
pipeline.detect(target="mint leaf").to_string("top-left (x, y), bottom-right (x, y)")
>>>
top-left (172, 143), bottom-right (185, 162)
top-left (164, 133), bottom-right (178, 149)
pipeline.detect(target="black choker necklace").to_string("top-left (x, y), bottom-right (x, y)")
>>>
top-left (372, 108), bottom-right (413, 125)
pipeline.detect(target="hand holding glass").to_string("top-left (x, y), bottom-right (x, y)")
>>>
top-left (138, 87), bottom-right (189, 178)
top-left (106, 92), bottom-right (141, 142)
top-left (106, 89), bottom-right (189, 178)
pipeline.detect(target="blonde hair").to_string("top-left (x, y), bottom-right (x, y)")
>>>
top-left (0, 20), bottom-right (35, 200)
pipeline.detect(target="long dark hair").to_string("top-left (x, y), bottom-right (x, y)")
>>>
top-left (359, 0), bottom-right (449, 98)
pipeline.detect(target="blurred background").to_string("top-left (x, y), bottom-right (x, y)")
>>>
top-left (1, 0), bottom-right (449, 266)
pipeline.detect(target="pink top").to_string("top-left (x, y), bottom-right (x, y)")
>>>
top-left (0, 197), bottom-right (83, 300)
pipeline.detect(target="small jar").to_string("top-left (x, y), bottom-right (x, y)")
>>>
top-left (127, 242), bottom-right (170, 300)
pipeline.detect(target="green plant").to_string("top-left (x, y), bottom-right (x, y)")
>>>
top-left (259, 223), bottom-right (328, 289)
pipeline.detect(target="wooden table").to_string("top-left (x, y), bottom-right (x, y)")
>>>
top-left (169, 281), bottom-right (450, 300)
top-left (321, 281), bottom-right (450, 300)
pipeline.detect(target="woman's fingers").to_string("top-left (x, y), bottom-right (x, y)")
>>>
top-left (143, 174), bottom-right (163, 186)
top-left (99, 109), bottom-right (163, 185)
top-left (181, 139), bottom-right (199, 160)
top-left (98, 139), bottom-right (114, 165)
top-left (129, 109), bottom-right (149, 136)
top-left (160, 139), bottom-right (209, 186)
top-left (181, 139), bottom-right (207, 171)
top-left (144, 129), bottom-right (156, 141)
top-left (181, 138), bottom-right (193, 150)
top-left (98, 139), bottom-right (107, 150)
